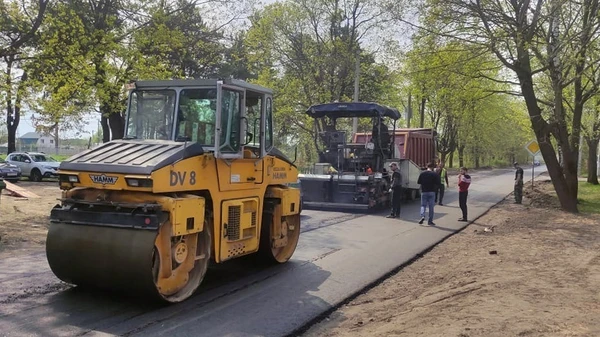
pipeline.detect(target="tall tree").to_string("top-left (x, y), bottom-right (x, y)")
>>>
top-left (583, 99), bottom-right (600, 184)
top-left (425, 0), bottom-right (600, 212)
top-left (27, 1), bottom-right (96, 147)
top-left (1, 0), bottom-right (49, 154)
top-left (30, 0), bottom-right (248, 143)
top-left (131, 0), bottom-right (228, 80)
top-left (245, 0), bottom-right (400, 163)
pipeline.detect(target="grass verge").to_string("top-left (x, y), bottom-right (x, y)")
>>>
top-left (579, 181), bottom-right (600, 214)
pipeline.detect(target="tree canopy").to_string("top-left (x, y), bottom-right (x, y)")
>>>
top-left (3, 0), bottom-right (599, 212)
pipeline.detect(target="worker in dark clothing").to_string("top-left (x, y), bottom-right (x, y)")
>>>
top-left (417, 162), bottom-right (441, 226)
top-left (514, 162), bottom-right (524, 204)
top-left (386, 162), bottom-right (402, 218)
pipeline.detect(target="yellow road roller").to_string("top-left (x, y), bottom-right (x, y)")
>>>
top-left (46, 79), bottom-right (301, 303)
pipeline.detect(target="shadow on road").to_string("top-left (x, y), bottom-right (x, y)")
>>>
top-left (0, 258), bottom-right (333, 337)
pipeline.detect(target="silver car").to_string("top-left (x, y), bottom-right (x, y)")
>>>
top-left (6, 152), bottom-right (60, 182)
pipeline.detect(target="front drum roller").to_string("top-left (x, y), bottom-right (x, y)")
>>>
top-left (46, 220), bottom-right (211, 303)
top-left (258, 213), bottom-right (301, 263)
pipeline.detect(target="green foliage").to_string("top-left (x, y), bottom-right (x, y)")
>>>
top-left (402, 35), bottom-right (533, 167)
top-left (26, 2), bottom-right (95, 135)
top-left (1, 0), bottom-right (542, 171)
top-left (132, 0), bottom-right (227, 79)
top-left (245, 0), bottom-right (400, 164)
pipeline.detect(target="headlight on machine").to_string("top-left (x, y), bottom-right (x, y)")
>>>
top-left (126, 178), bottom-right (153, 188)
top-left (59, 174), bottom-right (80, 183)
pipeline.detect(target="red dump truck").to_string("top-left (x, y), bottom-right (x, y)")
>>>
top-left (353, 128), bottom-right (436, 169)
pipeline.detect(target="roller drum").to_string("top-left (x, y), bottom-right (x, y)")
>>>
top-left (46, 222), bottom-right (159, 299)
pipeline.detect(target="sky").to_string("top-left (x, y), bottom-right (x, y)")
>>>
top-left (17, 112), bottom-right (101, 139)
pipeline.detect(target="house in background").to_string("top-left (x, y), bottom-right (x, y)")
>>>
top-left (18, 132), bottom-right (55, 150)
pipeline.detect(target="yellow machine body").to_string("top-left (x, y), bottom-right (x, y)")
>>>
top-left (57, 153), bottom-right (299, 263)
top-left (47, 79), bottom-right (301, 302)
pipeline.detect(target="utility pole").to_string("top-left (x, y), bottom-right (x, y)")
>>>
top-left (419, 97), bottom-right (426, 128)
top-left (406, 93), bottom-right (412, 128)
top-left (352, 50), bottom-right (360, 136)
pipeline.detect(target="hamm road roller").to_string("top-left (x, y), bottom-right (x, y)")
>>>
top-left (47, 79), bottom-right (301, 303)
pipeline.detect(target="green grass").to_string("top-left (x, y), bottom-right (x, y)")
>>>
top-left (579, 182), bottom-right (600, 214)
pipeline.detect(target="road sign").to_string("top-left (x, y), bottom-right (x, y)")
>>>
top-left (525, 139), bottom-right (540, 156)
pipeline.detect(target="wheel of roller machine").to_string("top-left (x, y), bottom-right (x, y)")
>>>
top-left (151, 221), bottom-right (212, 302)
top-left (258, 210), bottom-right (301, 264)
top-left (46, 219), bottom-right (212, 303)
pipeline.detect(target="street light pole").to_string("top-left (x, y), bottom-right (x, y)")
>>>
top-left (352, 50), bottom-right (360, 136)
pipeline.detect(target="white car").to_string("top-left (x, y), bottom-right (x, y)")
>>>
top-left (6, 152), bottom-right (60, 182)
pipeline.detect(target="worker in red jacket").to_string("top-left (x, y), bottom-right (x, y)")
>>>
top-left (457, 167), bottom-right (471, 222)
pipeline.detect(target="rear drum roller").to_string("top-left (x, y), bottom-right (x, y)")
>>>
top-left (258, 213), bottom-right (301, 263)
top-left (46, 220), bottom-right (211, 303)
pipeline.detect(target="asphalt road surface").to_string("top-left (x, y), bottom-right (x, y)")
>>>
top-left (0, 166), bottom-right (546, 337)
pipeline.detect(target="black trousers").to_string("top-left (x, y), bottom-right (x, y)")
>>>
top-left (435, 184), bottom-right (445, 204)
top-left (459, 191), bottom-right (468, 219)
top-left (391, 187), bottom-right (402, 216)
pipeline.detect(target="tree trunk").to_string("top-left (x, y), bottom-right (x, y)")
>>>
top-left (513, 29), bottom-right (578, 212)
top-left (449, 151), bottom-right (454, 168)
top-left (5, 64), bottom-right (27, 154)
top-left (587, 137), bottom-right (599, 184)
top-left (458, 145), bottom-right (465, 168)
top-left (109, 110), bottom-right (125, 140)
top-left (101, 113), bottom-right (110, 143)
top-left (439, 152), bottom-right (448, 166)
top-left (53, 124), bottom-right (59, 155)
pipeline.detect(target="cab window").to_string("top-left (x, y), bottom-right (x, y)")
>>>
top-left (176, 89), bottom-right (217, 145)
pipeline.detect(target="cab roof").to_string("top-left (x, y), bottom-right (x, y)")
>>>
top-left (132, 79), bottom-right (273, 95)
top-left (306, 102), bottom-right (401, 120)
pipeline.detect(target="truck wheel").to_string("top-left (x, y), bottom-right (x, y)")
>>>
top-left (30, 169), bottom-right (42, 182)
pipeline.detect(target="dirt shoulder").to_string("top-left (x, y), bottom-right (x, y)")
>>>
top-left (302, 178), bottom-right (600, 337)
top-left (0, 181), bottom-right (61, 256)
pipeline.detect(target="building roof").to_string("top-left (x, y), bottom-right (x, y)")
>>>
top-left (19, 132), bottom-right (53, 140)
top-left (20, 132), bottom-right (41, 139)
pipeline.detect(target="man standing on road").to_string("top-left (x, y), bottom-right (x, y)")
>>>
top-left (458, 167), bottom-right (471, 222)
top-left (417, 162), bottom-right (440, 226)
top-left (386, 162), bottom-right (402, 218)
top-left (514, 162), bottom-right (524, 204)
top-left (435, 162), bottom-right (449, 206)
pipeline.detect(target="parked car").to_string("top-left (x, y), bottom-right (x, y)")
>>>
top-left (5, 152), bottom-right (60, 182)
top-left (534, 160), bottom-right (541, 166)
top-left (0, 159), bottom-right (21, 183)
